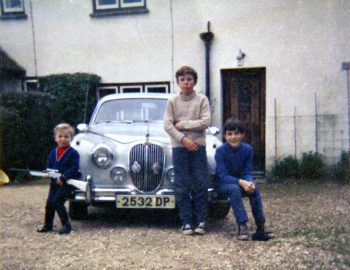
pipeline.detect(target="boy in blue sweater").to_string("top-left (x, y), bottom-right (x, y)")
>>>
top-left (37, 123), bottom-right (80, 235)
top-left (215, 118), bottom-right (273, 241)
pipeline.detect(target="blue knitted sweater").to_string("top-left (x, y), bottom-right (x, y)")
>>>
top-left (214, 142), bottom-right (253, 185)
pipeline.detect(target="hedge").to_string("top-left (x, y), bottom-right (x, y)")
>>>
top-left (0, 73), bottom-right (100, 179)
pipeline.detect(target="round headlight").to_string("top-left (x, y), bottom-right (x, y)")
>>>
top-left (166, 168), bottom-right (175, 184)
top-left (92, 147), bottom-right (113, 168)
top-left (110, 167), bottom-right (127, 184)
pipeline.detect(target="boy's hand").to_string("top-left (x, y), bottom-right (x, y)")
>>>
top-left (239, 179), bottom-right (255, 194)
top-left (56, 178), bottom-right (64, 186)
top-left (175, 122), bottom-right (182, 130)
top-left (181, 137), bottom-right (198, 152)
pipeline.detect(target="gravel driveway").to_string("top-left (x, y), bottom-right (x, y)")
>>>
top-left (1, 183), bottom-right (349, 269)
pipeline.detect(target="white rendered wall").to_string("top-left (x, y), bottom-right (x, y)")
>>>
top-left (0, 0), bottom-right (349, 169)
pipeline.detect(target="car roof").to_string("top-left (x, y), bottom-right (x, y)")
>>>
top-left (99, 93), bottom-right (175, 103)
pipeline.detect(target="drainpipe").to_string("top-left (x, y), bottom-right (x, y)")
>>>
top-left (343, 62), bottom-right (350, 150)
top-left (200, 22), bottom-right (214, 102)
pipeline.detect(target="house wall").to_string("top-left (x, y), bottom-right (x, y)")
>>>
top-left (0, 77), bottom-right (22, 92)
top-left (0, 0), bottom-right (349, 169)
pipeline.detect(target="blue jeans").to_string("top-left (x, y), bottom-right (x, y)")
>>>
top-left (219, 183), bottom-right (265, 225)
top-left (173, 146), bottom-right (208, 226)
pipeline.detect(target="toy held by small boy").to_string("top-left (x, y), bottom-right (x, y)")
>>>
top-left (214, 118), bottom-right (274, 241)
top-left (37, 123), bottom-right (80, 235)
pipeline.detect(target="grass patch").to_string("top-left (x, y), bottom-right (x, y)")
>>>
top-left (282, 226), bottom-right (349, 256)
top-left (258, 182), bottom-right (336, 193)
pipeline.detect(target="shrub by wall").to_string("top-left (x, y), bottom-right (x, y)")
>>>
top-left (299, 151), bottom-right (328, 180)
top-left (0, 91), bottom-right (57, 172)
top-left (269, 155), bottom-right (299, 183)
top-left (330, 151), bottom-right (350, 184)
top-left (38, 72), bottom-right (100, 127)
top-left (269, 151), bottom-right (348, 184)
top-left (0, 73), bottom-right (100, 180)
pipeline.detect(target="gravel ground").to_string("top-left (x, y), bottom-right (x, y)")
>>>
top-left (1, 183), bottom-right (349, 270)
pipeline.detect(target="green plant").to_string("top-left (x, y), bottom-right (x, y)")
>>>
top-left (269, 155), bottom-right (299, 183)
top-left (0, 72), bottom-right (100, 181)
top-left (0, 91), bottom-right (57, 173)
top-left (330, 151), bottom-right (350, 184)
top-left (38, 72), bottom-right (100, 127)
top-left (299, 151), bottom-right (327, 180)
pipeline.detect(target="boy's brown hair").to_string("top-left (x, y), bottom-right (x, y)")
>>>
top-left (223, 118), bottom-right (246, 134)
top-left (54, 123), bottom-right (75, 138)
top-left (175, 66), bottom-right (198, 83)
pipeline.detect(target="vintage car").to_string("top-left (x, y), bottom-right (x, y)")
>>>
top-left (69, 93), bottom-right (230, 220)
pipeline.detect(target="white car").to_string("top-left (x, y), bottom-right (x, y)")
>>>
top-left (69, 93), bottom-right (230, 220)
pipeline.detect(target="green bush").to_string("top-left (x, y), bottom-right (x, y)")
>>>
top-left (0, 91), bottom-right (57, 172)
top-left (269, 155), bottom-right (299, 183)
top-left (39, 72), bottom-right (100, 126)
top-left (299, 151), bottom-right (327, 180)
top-left (330, 151), bottom-right (350, 184)
top-left (0, 72), bottom-right (100, 181)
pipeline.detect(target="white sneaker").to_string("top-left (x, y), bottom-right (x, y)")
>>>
top-left (194, 222), bottom-right (206, 235)
top-left (181, 224), bottom-right (194, 235)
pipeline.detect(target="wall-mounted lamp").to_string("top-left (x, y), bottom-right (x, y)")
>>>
top-left (236, 49), bottom-right (246, 67)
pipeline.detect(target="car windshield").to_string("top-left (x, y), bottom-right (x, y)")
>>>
top-left (94, 98), bottom-right (168, 123)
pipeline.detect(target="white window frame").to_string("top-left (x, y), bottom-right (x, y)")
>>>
top-left (92, 0), bottom-right (146, 15)
top-left (145, 84), bottom-right (169, 93)
top-left (95, 0), bottom-right (119, 10)
top-left (1, 0), bottom-right (24, 13)
top-left (23, 78), bottom-right (38, 92)
top-left (120, 0), bottom-right (145, 8)
top-left (120, 85), bottom-right (142, 93)
top-left (98, 87), bottom-right (118, 99)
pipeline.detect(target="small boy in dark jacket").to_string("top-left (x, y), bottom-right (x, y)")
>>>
top-left (37, 123), bottom-right (80, 235)
top-left (215, 118), bottom-right (273, 241)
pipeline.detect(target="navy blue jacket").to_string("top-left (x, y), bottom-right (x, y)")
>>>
top-left (48, 147), bottom-right (80, 183)
top-left (214, 142), bottom-right (253, 185)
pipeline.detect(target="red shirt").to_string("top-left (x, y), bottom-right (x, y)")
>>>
top-left (56, 146), bottom-right (71, 161)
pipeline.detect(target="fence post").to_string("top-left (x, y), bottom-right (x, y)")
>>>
top-left (274, 98), bottom-right (278, 160)
top-left (315, 92), bottom-right (318, 153)
top-left (294, 106), bottom-right (297, 159)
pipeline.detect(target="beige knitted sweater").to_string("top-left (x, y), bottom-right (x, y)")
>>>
top-left (163, 91), bottom-right (211, 148)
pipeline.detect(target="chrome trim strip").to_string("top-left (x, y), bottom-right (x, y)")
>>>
top-left (156, 189), bottom-right (175, 194)
top-left (94, 188), bottom-right (134, 193)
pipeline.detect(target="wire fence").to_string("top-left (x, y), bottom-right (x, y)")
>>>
top-left (269, 98), bottom-right (349, 166)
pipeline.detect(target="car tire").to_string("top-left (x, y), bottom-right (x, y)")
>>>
top-left (208, 201), bottom-right (230, 220)
top-left (69, 201), bottom-right (88, 220)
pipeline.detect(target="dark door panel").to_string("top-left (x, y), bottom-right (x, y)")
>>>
top-left (221, 68), bottom-right (266, 173)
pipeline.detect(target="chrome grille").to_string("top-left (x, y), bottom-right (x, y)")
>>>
top-left (129, 143), bottom-right (165, 192)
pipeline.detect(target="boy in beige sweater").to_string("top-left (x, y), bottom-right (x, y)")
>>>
top-left (164, 66), bottom-right (211, 235)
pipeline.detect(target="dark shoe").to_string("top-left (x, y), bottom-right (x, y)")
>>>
top-left (253, 222), bottom-right (274, 241)
top-left (181, 224), bottom-right (194, 235)
top-left (37, 226), bottom-right (52, 233)
top-left (252, 230), bottom-right (273, 241)
top-left (59, 223), bottom-right (72, 235)
top-left (237, 222), bottom-right (249, 241)
top-left (194, 222), bottom-right (206, 235)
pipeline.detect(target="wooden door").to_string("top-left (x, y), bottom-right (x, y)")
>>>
top-left (221, 68), bottom-right (266, 174)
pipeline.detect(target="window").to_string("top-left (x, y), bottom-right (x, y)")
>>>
top-left (91, 0), bottom-right (148, 17)
top-left (97, 82), bottom-right (170, 99)
top-left (0, 0), bottom-right (26, 19)
top-left (23, 78), bottom-right (38, 92)
top-left (120, 85), bottom-right (142, 93)
top-left (98, 87), bottom-right (117, 98)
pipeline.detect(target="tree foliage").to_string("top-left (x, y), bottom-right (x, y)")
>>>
top-left (0, 73), bottom-right (100, 178)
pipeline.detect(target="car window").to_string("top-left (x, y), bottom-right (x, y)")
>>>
top-left (94, 98), bottom-right (167, 123)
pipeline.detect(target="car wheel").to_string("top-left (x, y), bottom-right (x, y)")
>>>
top-left (69, 201), bottom-right (88, 220)
top-left (208, 201), bottom-right (230, 220)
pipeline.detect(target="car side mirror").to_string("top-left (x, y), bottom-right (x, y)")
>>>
top-left (208, 126), bottom-right (220, 136)
top-left (77, 123), bottom-right (88, 132)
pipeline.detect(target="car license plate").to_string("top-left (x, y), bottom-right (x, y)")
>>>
top-left (116, 195), bottom-right (175, 209)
